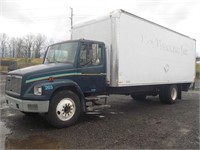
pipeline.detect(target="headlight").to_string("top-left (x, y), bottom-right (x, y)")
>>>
top-left (34, 85), bottom-right (42, 95)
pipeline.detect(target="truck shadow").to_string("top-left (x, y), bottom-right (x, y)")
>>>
top-left (79, 96), bottom-right (165, 122)
top-left (4, 96), bottom-right (175, 131)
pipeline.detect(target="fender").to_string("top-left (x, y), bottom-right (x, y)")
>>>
top-left (50, 79), bottom-right (86, 112)
top-left (23, 79), bottom-right (86, 112)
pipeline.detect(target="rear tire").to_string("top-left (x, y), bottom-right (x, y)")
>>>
top-left (159, 85), bottom-right (178, 104)
top-left (46, 90), bottom-right (81, 128)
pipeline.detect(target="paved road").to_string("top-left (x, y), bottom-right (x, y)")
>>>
top-left (0, 75), bottom-right (199, 149)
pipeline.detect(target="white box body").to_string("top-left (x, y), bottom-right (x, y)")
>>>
top-left (72, 9), bottom-right (196, 87)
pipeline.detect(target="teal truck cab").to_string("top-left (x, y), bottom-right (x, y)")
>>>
top-left (6, 39), bottom-right (109, 128)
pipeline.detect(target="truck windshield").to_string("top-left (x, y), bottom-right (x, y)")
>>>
top-left (44, 42), bottom-right (78, 64)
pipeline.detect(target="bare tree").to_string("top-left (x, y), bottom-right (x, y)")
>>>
top-left (24, 34), bottom-right (34, 58)
top-left (33, 34), bottom-right (46, 58)
top-left (15, 38), bottom-right (24, 58)
top-left (0, 33), bottom-right (8, 58)
top-left (9, 37), bottom-right (16, 57)
top-left (0, 33), bottom-right (50, 58)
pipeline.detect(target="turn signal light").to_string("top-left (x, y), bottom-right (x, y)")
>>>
top-left (48, 77), bottom-right (54, 82)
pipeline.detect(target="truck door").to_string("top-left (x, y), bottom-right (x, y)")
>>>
top-left (76, 42), bottom-right (106, 94)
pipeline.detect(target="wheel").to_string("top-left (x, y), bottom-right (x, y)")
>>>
top-left (131, 94), bottom-right (146, 100)
top-left (46, 90), bottom-right (81, 128)
top-left (159, 85), bottom-right (178, 104)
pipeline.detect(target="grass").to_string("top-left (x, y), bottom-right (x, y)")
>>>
top-left (0, 58), bottom-right (43, 73)
top-left (196, 63), bottom-right (200, 79)
top-left (196, 63), bottom-right (200, 72)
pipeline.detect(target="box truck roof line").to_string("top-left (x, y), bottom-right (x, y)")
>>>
top-left (74, 9), bottom-right (195, 41)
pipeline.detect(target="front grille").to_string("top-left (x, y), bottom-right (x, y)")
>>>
top-left (6, 75), bottom-right (22, 95)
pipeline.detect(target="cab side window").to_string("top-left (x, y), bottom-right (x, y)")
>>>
top-left (80, 43), bottom-right (102, 66)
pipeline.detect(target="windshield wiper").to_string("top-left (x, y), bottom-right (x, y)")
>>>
top-left (55, 60), bottom-right (73, 64)
top-left (55, 60), bottom-right (62, 63)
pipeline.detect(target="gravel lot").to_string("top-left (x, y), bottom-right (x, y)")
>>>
top-left (0, 75), bottom-right (199, 149)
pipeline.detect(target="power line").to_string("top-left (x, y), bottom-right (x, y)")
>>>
top-left (3, 7), bottom-right (67, 12)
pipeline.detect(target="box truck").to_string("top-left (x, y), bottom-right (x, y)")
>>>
top-left (5, 9), bottom-right (196, 128)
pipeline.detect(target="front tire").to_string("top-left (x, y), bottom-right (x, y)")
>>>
top-left (46, 90), bottom-right (81, 128)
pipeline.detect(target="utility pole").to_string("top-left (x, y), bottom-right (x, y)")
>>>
top-left (69, 7), bottom-right (73, 40)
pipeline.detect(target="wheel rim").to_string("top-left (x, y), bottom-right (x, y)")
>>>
top-left (56, 98), bottom-right (76, 121)
top-left (171, 88), bottom-right (177, 101)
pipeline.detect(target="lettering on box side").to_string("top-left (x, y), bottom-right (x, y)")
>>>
top-left (140, 34), bottom-right (188, 56)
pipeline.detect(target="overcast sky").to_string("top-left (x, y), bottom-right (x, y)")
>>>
top-left (0, 0), bottom-right (199, 56)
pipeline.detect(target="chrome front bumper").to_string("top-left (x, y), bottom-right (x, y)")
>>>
top-left (5, 95), bottom-right (49, 113)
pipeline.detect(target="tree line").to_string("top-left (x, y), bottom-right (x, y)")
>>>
top-left (0, 33), bottom-right (54, 58)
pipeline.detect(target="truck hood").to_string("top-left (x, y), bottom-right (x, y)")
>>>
top-left (8, 63), bottom-right (74, 77)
